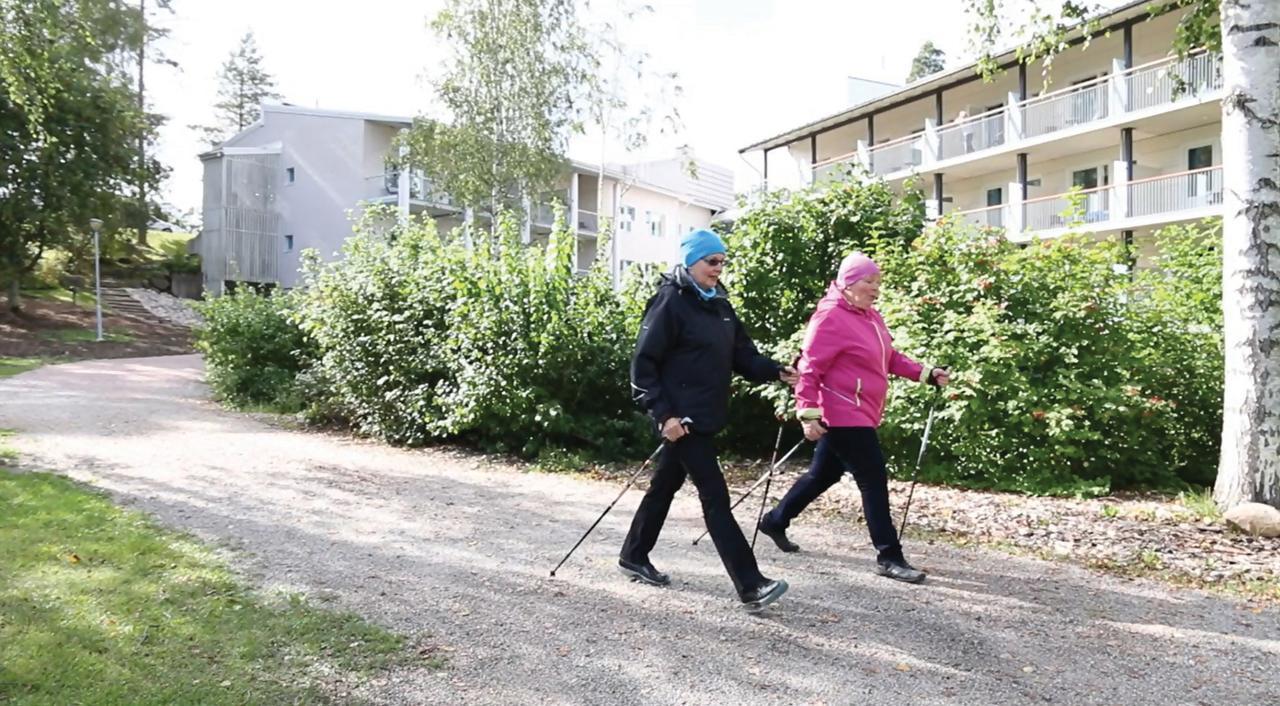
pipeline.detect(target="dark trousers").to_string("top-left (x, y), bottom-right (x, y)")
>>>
top-left (620, 433), bottom-right (766, 596)
top-left (762, 427), bottom-right (904, 563)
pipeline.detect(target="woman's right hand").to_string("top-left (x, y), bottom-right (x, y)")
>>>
top-left (661, 416), bottom-right (688, 442)
top-left (802, 419), bottom-right (827, 442)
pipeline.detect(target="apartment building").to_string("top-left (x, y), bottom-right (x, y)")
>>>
top-left (194, 104), bottom-right (733, 295)
top-left (740, 1), bottom-right (1222, 267)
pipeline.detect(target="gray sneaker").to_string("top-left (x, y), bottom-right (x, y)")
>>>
top-left (877, 559), bottom-right (927, 584)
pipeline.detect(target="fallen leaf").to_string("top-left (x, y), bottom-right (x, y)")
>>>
top-left (895, 663), bottom-right (911, 672)
top-left (67, 553), bottom-right (80, 564)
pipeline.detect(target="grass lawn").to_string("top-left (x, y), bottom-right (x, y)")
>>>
top-left (0, 358), bottom-right (47, 378)
top-left (38, 328), bottom-right (135, 344)
top-left (23, 287), bottom-right (100, 312)
top-left (0, 432), bottom-right (426, 705)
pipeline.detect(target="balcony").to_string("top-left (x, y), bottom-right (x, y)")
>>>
top-left (363, 170), bottom-right (458, 212)
top-left (947, 165), bottom-right (1223, 239)
top-left (1023, 186), bottom-right (1111, 231)
top-left (867, 133), bottom-right (924, 177)
top-left (1127, 166), bottom-right (1223, 218)
top-left (938, 107), bottom-right (1006, 159)
top-left (812, 51), bottom-right (1223, 182)
top-left (950, 204), bottom-right (1007, 230)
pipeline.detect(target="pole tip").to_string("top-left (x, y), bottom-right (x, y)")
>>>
top-left (549, 570), bottom-right (556, 577)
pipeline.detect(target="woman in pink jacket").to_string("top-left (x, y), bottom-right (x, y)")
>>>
top-left (757, 252), bottom-right (949, 583)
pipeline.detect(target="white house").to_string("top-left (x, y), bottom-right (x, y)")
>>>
top-left (740, 0), bottom-right (1224, 269)
top-left (192, 105), bottom-right (734, 295)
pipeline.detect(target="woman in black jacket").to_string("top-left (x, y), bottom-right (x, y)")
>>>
top-left (620, 228), bottom-right (796, 611)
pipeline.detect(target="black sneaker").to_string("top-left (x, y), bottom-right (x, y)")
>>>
top-left (740, 579), bottom-right (789, 612)
top-left (757, 519), bottom-right (800, 553)
top-left (618, 558), bottom-right (671, 586)
top-left (877, 559), bottom-right (927, 584)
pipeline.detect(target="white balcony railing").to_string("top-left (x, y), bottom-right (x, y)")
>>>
top-left (808, 52), bottom-right (1221, 181)
top-left (363, 170), bottom-right (457, 208)
top-left (868, 134), bottom-right (924, 176)
top-left (1126, 51), bottom-right (1222, 112)
top-left (1023, 185), bottom-right (1111, 232)
top-left (1128, 166), bottom-right (1223, 218)
top-left (938, 107), bottom-right (1007, 159)
top-left (950, 204), bottom-right (1007, 230)
top-left (1022, 77), bottom-right (1110, 139)
top-left (577, 210), bottom-right (599, 233)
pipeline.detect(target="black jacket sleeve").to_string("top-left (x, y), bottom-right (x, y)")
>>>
top-left (731, 312), bottom-right (782, 384)
top-left (631, 292), bottom-right (677, 426)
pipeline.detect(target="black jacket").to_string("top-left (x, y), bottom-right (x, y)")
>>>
top-left (630, 266), bottom-right (782, 435)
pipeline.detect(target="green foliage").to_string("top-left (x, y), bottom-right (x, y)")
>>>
top-left (872, 218), bottom-right (1223, 495)
top-left (291, 207), bottom-right (650, 458)
top-left (403, 0), bottom-right (592, 212)
top-left (0, 0), bottom-right (164, 306)
top-left (906, 40), bottom-right (947, 83)
top-left (189, 32), bottom-right (281, 145)
top-left (193, 288), bottom-right (313, 411)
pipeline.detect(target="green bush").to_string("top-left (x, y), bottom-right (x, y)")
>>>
top-left (873, 218), bottom-right (1223, 495)
top-left (292, 207), bottom-right (650, 458)
top-left (193, 288), bottom-right (313, 410)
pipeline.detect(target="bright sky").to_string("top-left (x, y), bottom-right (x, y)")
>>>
top-left (149, 0), bottom-right (978, 221)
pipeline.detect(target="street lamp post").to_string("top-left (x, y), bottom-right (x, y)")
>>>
top-left (89, 218), bottom-right (103, 342)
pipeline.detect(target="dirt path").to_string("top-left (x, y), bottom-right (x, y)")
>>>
top-left (2, 355), bottom-right (1277, 705)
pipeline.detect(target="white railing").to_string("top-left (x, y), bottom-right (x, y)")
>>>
top-left (868, 134), bottom-right (924, 176)
top-left (938, 107), bottom-right (1007, 159)
top-left (950, 204), bottom-right (1007, 230)
top-left (1022, 77), bottom-right (1110, 139)
top-left (577, 210), bottom-right (599, 233)
top-left (364, 170), bottom-right (457, 208)
top-left (806, 52), bottom-right (1223, 185)
top-left (813, 154), bottom-right (860, 183)
top-left (1128, 166), bottom-right (1223, 218)
top-left (1126, 51), bottom-right (1222, 112)
top-left (1022, 186), bottom-right (1111, 232)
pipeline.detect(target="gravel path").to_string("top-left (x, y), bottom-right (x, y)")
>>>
top-left (2, 355), bottom-right (1278, 705)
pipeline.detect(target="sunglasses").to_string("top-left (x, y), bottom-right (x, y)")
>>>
top-left (702, 256), bottom-right (728, 267)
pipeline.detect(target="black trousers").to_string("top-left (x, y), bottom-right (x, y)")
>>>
top-left (620, 433), bottom-right (766, 596)
top-left (762, 427), bottom-right (904, 563)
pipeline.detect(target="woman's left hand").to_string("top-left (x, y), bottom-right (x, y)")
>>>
top-left (779, 365), bottom-right (799, 386)
top-left (930, 367), bottom-right (951, 387)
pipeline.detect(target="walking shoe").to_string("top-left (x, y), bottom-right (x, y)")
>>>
top-left (618, 558), bottom-right (671, 586)
top-left (740, 578), bottom-right (789, 612)
top-left (756, 519), bottom-right (800, 553)
top-left (877, 559), bottom-right (927, 584)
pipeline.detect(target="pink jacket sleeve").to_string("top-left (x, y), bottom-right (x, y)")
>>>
top-left (794, 306), bottom-right (841, 415)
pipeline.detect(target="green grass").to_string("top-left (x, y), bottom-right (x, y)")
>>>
top-left (23, 287), bottom-right (100, 312)
top-left (1176, 487), bottom-right (1223, 521)
top-left (146, 230), bottom-right (195, 253)
top-left (38, 328), bottom-right (134, 344)
top-left (0, 358), bottom-right (47, 378)
top-left (0, 462), bottom-right (425, 705)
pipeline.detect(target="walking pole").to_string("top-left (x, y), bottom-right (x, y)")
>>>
top-left (899, 373), bottom-right (946, 540)
top-left (692, 437), bottom-right (807, 546)
top-left (549, 418), bottom-right (689, 577)
top-left (751, 424), bottom-right (785, 549)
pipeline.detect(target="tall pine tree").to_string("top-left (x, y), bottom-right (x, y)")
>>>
top-left (191, 32), bottom-right (281, 145)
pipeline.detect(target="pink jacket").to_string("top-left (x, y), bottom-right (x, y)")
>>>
top-left (795, 284), bottom-right (931, 428)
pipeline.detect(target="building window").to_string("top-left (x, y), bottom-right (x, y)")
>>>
top-left (284, 234), bottom-right (294, 252)
top-left (285, 167), bottom-right (295, 184)
top-left (618, 206), bottom-right (635, 233)
top-left (1188, 145), bottom-right (1212, 170)
top-left (646, 211), bottom-right (665, 237)
top-left (986, 187), bottom-right (1003, 206)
